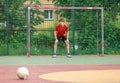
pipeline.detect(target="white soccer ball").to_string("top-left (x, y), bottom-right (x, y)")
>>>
top-left (17, 67), bottom-right (29, 80)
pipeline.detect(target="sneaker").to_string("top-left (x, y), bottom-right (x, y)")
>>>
top-left (66, 53), bottom-right (72, 58)
top-left (52, 53), bottom-right (56, 58)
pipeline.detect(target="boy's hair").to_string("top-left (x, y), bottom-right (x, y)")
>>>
top-left (59, 18), bottom-right (65, 22)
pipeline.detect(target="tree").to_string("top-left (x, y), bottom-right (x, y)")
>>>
top-left (0, 0), bottom-right (43, 29)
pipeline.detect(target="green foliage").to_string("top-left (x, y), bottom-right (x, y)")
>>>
top-left (0, 0), bottom-right (43, 29)
top-left (0, 42), bottom-right (6, 55)
top-left (9, 42), bottom-right (27, 55)
top-left (0, 0), bottom-right (44, 55)
top-left (0, 1), bottom-right (5, 22)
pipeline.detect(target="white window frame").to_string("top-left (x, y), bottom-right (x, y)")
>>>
top-left (44, 10), bottom-right (54, 20)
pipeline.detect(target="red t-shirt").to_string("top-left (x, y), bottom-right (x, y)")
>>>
top-left (55, 23), bottom-right (68, 37)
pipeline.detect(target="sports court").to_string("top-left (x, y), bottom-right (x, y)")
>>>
top-left (0, 55), bottom-right (120, 83)
top-left (1, 0), bottom-right (120, 83)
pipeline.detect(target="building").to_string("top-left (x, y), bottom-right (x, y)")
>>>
top-left (37, 0), bottom-right (58, 29)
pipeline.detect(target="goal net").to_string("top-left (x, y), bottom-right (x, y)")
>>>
top-left (26, 5), bottom-right (104, 57)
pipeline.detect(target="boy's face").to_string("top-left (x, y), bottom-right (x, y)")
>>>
top-left (60, 21), bottom-right (64, 26)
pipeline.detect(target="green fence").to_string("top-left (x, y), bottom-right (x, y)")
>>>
top-left (1, 28), bottom-right (120, 55)
top-left (0, 0), bottom-right (120, 55)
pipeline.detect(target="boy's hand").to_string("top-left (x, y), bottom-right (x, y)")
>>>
top-left (55, 39), bottom-right (58, 42)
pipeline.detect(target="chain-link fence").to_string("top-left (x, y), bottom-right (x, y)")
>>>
top-left (0, 0), bottom-right (120, 55)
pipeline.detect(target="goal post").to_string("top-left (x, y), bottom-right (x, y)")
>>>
top-left (27, 6), bottom-right (104, 57)
top-left (27, 7), bottom-right (31, 57)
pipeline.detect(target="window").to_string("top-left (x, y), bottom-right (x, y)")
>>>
top-left (44, 10), bottom-right (53, 20)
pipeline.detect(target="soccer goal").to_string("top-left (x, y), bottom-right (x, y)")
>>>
top-left (26, 5), bottom-right (104, 57)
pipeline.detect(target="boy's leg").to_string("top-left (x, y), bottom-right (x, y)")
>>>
top-left (65, 39), bottom-right (70, 54)
top-left (66, 41), bottom-right (71, 58)
top-left (54, 39), bottom-right (58, 54)
top-left (63, 37), bottom-right (71, 58)
top-left (53, 37), bottom-right (59, 58)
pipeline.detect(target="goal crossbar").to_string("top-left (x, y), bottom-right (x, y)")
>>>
top-left (31, 6), bottom-right (103, 10)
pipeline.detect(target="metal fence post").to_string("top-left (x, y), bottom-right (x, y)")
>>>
top-left (96, 10), bottom-right (99, 55)
top-left (71, 0), bottom-right (75, 55)
top-left (5, 0), bottom-right (9, 55)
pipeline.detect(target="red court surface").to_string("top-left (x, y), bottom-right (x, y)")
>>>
top-left (0, 64), bottom-right (120, 83)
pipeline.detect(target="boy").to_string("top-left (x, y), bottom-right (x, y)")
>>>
top-left (53, 18), bottom-right (71, 58)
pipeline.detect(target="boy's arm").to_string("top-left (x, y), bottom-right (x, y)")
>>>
top-left (54, 31), bottom-right (57, 39)
top-left (66, 25), bottom-right (69, 40)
